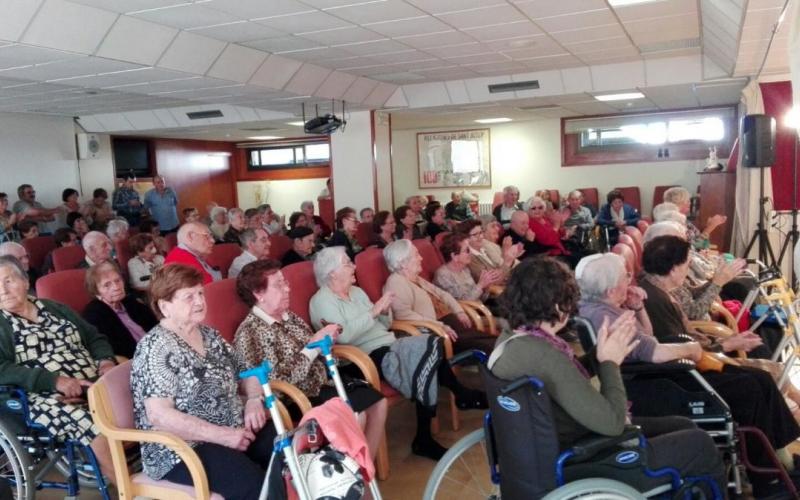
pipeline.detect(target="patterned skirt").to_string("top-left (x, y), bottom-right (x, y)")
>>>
top-left (28, 393), bottom-right (99, 447)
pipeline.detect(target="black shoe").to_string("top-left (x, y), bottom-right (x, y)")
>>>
top-left (412, 437), bottom-right (448, 461)
top-left (456, 389), bottom-right (488, 410)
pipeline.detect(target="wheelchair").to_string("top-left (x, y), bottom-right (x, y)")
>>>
top-left (423, 351), bottom-right (723, 500)
top-left (0, 385), bottom-right (111, 499)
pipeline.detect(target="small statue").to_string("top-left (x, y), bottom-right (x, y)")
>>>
top-left (704, 146), bottom-right (723, 171)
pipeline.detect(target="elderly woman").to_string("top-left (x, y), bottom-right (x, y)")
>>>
top-left (309, 247), bottom-right (486, 460)
top-left (132, 264), bottom-right (280, 500)
top-left (424, 202), bottom-right (448, 239)
top-left (489, 257), bottom-right (726, 496)
top-left (663, 186), bottom-right (726, 249)
top-left (394, 205), bottom-right (423, 240)
top-left (383, 239), bottom-right (495, 354)
top-left (0, 255), bottom-right (116, 481)
top-left (300, 200), bottom-right (331, 238)
top-left (233, 259), bottom-right (386, 459)
top-left (597, 190), bottom-right (640, 247)
top-left (370, 210), bottom-right (396, 248)
top-left (639, 235), bottom-right (800, 489)
top-left (223, 208), bottom-right (246, 244)
top-left (105, 218), bottom-right (129, 244)
top-left (83, 260), bottom-right (157, 359)
top-left (82, 188), bottom-right (113, 230)
top-left (326, 206), bottom-right (362, 259)
top-left (281, 227), bottom-right (316, 267)
top-left (434, 232), bottom-right (502, 302)
top-left (209, 206), bottom-right (229, 242)
top-left (126, 233), bottom-right (165, 292)
top-left (527, 196), bottom-right (580, 268)
top-left (492, 185), bottom-right (522, 228)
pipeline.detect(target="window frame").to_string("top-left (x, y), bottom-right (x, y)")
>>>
top-left (246, 141), bottom-right (330, 171)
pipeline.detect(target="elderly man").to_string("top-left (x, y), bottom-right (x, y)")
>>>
top-left (506, 211), bottom-right (547, 259)
top-left (228, 228), bottom-right (270, 279)
top-left (663, 186), bottom-right (725, 249)
top-left (561, 190), bottom-right (595, 249)
top-left (13, 184), bottom-right (60, 232)
top-left (0, 242), bottom-right (37, 292)
top-left (143, 175), bottom-right (179, 234)
top-left (492, 185), bottom-right (523, 229)
top-left (79, 231), bottom-right (113, 268)
top-left (163, 222), bottom-right (220, 284)
top-left (444, 192), bottom-right (473, 222)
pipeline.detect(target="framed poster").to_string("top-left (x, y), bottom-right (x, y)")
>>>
top-left (417, 128), bottom-right (491, 189)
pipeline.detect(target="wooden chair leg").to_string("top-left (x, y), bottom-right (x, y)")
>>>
top-left (376, 434), bottom-right (390, 481)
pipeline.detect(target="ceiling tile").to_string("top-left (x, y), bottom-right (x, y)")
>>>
top-left (577, 45), bottom-right (641, 64)
top-left (336, 39), bottom-right (412, 55)
top-left (0, 56), bottom-right (141, 81)
top-left (283, 63), bottom-right (331, 94)
top-left (644, 54), bottom-right (701, 86)
top-left (341, 76), bottom-right (378, 102)
top-left (563, 36), bottom-right (634, 54)
top-left (297, 26), bottom-right (384, 45)
top-left (642, 84), bottom-right (699, 108)
top-left (465, 60), bottom-right (527, 75)
top-left (255, 11), bottom-right (353, 34)
top-left (463, 21), bottom-right (543, 42)
top-left (363, 81), bottom-right (397, 106)
top-left (537, 10), bottom-right (618, 32)
top-left (614, 0), bottom-right (696, 21)
top-left (68, 0), bottom-right (191, 14)
top-left (424, 42), bottom-right (492, 58)
top-left (22, 0), bottom-right (118, 54)
top-left (402, 81), bottom-right (450, 107)
top-left (405, 0), bottom-right (506, 15)
top-left (130, 3), bottom-right (239, 30)
top-left (414, 67), bottom-right (479, 80)
top-left (206, 44), bottom-right (268, 83)
top-left (315, 70), bottom-right (357, 98)
top-left (122, 109), bottom-right (164, 129)
top-left (0, 0), bottom-right (44, 42)
top-left (244, 35), bottom-right (322, 53)
top-left (205, 0), bottom-right (312, 18)
top-left (95, 15), bottom-right (178, 66)
top-left (500, 40), bottom-right (569, 59)
top-left (299, 0), bottom-right (387, 7)
top-left (436, 5), bottom-right (527, 29)
top-left (510, 69), bottom-right (564, 98)
top-left (549, 24), bottom-right (627, 45)
top-left (521, 53), bottom-right (584, 71)
top-left (446, 52), bottom-right (510, 64)
top-left (188, 22), bottom-right (288, 43)
top-left (66, 67), bottom-right (190, 88)
top-left (396, 30), bottom-right (475, 49)
top-left (363, 50), bottom-right (436, 63)
top-left (325, 0), bottom-right (426, 24)
top-left (513, 0), bottom-right (608, 19)
top-left (157, 31), bottom-right (226, 74)
top-left (278, 46), bottom-right (353, 61)
top-left (365, 16), bottom-right (451, 38)
top-left (624, 14), bottom-right (699, 45)
top-left (326, 56), bottom-right (382, 70)
top-left (0, 44), bottom-right (81, 70)
top-left (560, 100), bottom-right (617, 115)
top-left (591, 60), bottom-right (645, 91)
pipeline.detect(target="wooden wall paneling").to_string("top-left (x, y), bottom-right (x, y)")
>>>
top-left (698, 171), bottom-right (736, 252)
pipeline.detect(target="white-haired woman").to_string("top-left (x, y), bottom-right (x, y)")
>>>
top-left (105, 218), bottom-right (129, 244)
top-left (310, 247), bottom-right (486, 460)
top-left (301, 200), bottom-right (331, 239)
top-left (383, 239), bottom-right (495, 354)
top-left (209, 206), bottom-right (229, 242)
top-left (663, 187), bottom-right (726, 249)
top-left (223, 208), bottom-right (245, 244)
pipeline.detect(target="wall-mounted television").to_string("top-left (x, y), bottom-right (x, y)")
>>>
top-left (112, 138), bottom-right (152, 178)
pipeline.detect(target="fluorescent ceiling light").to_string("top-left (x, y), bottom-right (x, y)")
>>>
top-left (287, 121), bottom-right (305, 126)
top-left (608, 0), bottom-right (663, 6)
top-left (475, 117), bottom-right (512, 124)
top-left (594, 92), bottom-right (645, 102)
top-left (248, 136), bottom-right (282, 140)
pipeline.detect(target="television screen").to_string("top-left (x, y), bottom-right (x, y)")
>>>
top-left (113, 138), bottom-right (151, 177)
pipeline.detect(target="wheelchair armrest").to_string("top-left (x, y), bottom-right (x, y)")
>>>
top-left (569, 425), bottom-right (642, 462)
top-left (449, 349), bottom-right (488, 367)
top-left (620, 359), bottom-right (695, 375)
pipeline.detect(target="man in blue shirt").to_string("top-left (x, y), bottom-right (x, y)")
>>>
top-left (143, 175), bottom-right (179, 233)
top-left (112, 176), bottom-right (142, 226)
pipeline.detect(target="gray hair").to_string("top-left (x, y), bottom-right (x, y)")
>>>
top-left (82, 231), bottom-right (108, 251)
top-left (106, 219), bottom-right (129, 239)
top-left (503, 185), bottom-right (520, 195)
top-left (404, 195), bottom-right (417, 205)
top-left (313, 246), bottom-right (348, 288)
top-left (227, 207), bottom-right (243, 222)
top-left (652, 202), bottom-right (679, 221)
top-left (0, 242), bottom-right (25, 258)
top-left (300, 200), bottom-right (314, 211)
top-left (0, 255), bottom-right (28, 282)
top-left (526, 196), bottom-right (545, 209)
top-left (576, 253), bottom-right (626, 301)
top-left (383, 239), bottom-right (415, 273)
top-left (643, 221), bottom-right (686, 246)
top-left (239, 228), bottom-right (257, 248)
top-left (257, 204), bottom-right (271, 214)
top-left (654, 210), bottom-right (686, 225)
top-left (568, 190), bottom-right (583, 199)
top-left (663, 187), bottom-right (690, 206)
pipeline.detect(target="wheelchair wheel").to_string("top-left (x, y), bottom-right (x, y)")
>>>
top-left (423, 429), bottom-right (499, 500)
top-left (0, 419), bottom-right (33, 500)
top-left (541, 479), bottom-right (645, 499)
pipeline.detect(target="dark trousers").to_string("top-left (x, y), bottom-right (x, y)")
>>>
top-left (162, 425), bottom-right (285, 500)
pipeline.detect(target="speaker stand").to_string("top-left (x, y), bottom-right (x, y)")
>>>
top-left (743, 166), bottom-right (778, 267)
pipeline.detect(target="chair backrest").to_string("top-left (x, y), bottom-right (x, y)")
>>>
top-left (652, 185), bottom-right (679, 217)
top-left (96, 360), bottom-right (134, 428)
top-left (413, 238), bottom-right (444, 281)
top-left (492, 192), bottom-right (504, 210)
top-left (637, 219), bottom-right (650, 234)
top-left (354, 247), bottom-right (389, 303)
top-left (612, 186), bottom-right (641, 212)
top-left (282, 261), bottom-right (317, 325)
top-left (546, 189), bottom-right (560, 209)
top-left (576, 188), bottom-right (599, 213)
top-left (114, 239), bottom-right (133, 276)
top-left (317, 197), bottom-right (334, 235)
top-left (433, 231), bottom-right (450, 251)
top-left (52, 245), bottom-right (86, 271)
top-left (22, 236), bottom-right (55, 272)
top-left (611, 243), bottom-right (636, 275)
top-left (621, 230), bottom-right (642, 273)
top-left (355, 222), bottom-right (373, 250)
top-left (207, 243), bottom-right (242, 279)
top-left (203, 278), bottom-right (250, 344)
top-left (268, 234), bottom-right (293, 262)
top-left (164, 232), bottom-right (178, 252)
top-left (36, 269), bottom-right (91, 314)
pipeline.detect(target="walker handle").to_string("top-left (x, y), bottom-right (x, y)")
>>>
top-left (306, 335), bottom-right (334, 356)
top-left (239, 361), bottom-right (272, 385)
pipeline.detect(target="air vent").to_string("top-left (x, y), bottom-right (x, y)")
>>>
top-left (239, 126), bottom-right (279, 132)
top-left (186, 110), bottom-right (223, 120)
top-left (488, 80), bottom-right (539, 94)
top-left (639, 38), bottom-right (700, 54)
top-left (516, 104), bottom-right (561, 111)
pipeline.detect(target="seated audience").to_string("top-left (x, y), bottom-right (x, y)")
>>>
top-left (652, 202), bottom-right (680, 222)
top-left (0, 242), bottom-right (37, 292)
top-left (489, 257), bottom-right (725, 495)
top-left (209, 206), bottom-right (229, 242)
top-left (234, 259), bottom-right (386, 459)
top-left (0, 192), bottom-right (20, 241)
top-left (244, 208), bottom-right (261, 230)
top-left (258, 204), bottom-right (284, 236)
top-left (507, 211), bottom-right (548, 259)
top-left (301, 200), bottom-right (331, 239)
top-left (41, 227), bottom-right (79, 275)
top-left (164, 222), bottom-right (221, 284)
top-left (79, 231), bottom-right (113, 269)
top-left (405, 195), bottom-right (425, 225)
top-left (13, 183), bottom-right (58, 232)
top-left (424, 202), bottom-right (448, 240)
top-left (139, 220), bottom-right (168, 255)
top-left (561, 190), bottom-right (595, 248)
top-left (663, 186), bottom-right (726, 249)
top-left (383, 240), bottom-right (494, 354)
top-left (83, 188), bottom-right (113, 230)
top-left (527, 196), bottom-right (579, 268)
top-left (106, 218), bottom-right (129, 244)
top-left (228, 228), bottom-right (270, 279)
top-left (435, 232), bottom-right (502, 302)
top-left (127, 234), bottom-right (165, 292)
top-left (455, 219), bottom-right (521, 285)
top-left (482, 218), bottom-right (503, 244)
top-left (444, 192), bottom-right (473, 222)
top-left (182, 207), bottom-right (200, 224)
top-left (597, 190), bottom-right (640, 246)
top-left (288, 211), bottom-right (307, 231)
top-left (17, 219), bottom-right (39, 240)
top-left (394, 205), bottom-right (423, 240)
top-left (223, 208), bottom-right (246, 244)
top-left (534, 189), bottom-right (559, 213)
top-left (309, 247), bottom-right (486, 460)
top-left (360, 207), bottom-right (375, 224)
top-left (326, 207), bottom-right (362, 260)
top-left (67, 212), bottom-right (90, 241)
top-left (282, 227), bottom-right (316, 267)
top-left (57, 188), bottom-right (81, 229)
top-left (370, 210), bottom-right (396, 249)
top-left (83, 260), bottom-right (157, 359)
top-left (132, 264), bottom-right (280, 499)
top-left (492, 185), bottom-right (522, 229)
top-left (0, 255), bottom-right (116, 481)
top-left (112, 176), bottom-right (142, 226)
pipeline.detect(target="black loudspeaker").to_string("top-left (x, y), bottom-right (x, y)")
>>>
top-left (740, 114), bottom-right (776, 168)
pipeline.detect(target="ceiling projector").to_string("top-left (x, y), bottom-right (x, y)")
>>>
top-left (304, 113), bottom-right (344, 135)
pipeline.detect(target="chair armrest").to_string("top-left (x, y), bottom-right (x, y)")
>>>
top-left (275, 400), bottom-right (293, 431)
top-left (458, 301), bottom-right (484, 332)
top-left (391, 320), bottom-right (454, 359)
top-left (270, 380), bottom-right (312, 414)
top-left (487, 285), bottom-right (504, 298)
top-left (620, 359), bottom-right (695, 375)
top-left (569, 426), bottom-right (642, 462)
top-left (689, 321), bottom-right (746, 358)
top-left (332, 345), bottom-right (381, 391)
top-left (710, 302), bottom-right (738, 333)
top-left (460, 300), bottom-right (497, 336)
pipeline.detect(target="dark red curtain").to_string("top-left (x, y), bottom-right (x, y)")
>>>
top-left (760, 81), bottom-right (799, 211)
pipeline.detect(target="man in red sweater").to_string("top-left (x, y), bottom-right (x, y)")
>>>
top-left (163, 222), bottom-right (220, 284)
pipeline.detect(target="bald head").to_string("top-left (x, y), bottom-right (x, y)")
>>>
top-left (178, 222), bottom-right (214, 257)
top-left (0, 242), bottom-right (29, 271)
top-left (82, 231), bottom-right (112, 264)
top-left (509, 210), bottom-right (530, 236)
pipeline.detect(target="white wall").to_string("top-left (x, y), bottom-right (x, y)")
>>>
top-left (392, 119), bottom-right (708, 216)
top-left (331, 111), bottom-right (375, 211)
top-left (236, 178), bottom-right (327, 218)
top-left (76, 133), bottom-right (116, 198)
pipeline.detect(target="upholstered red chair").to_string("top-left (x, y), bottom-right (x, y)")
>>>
top-left (114, 239), bottom-right (133, 277)
top-left (433, 231), bottom-right (449, 251)
top-left (317, 197), bottom-right (334, 236)
top-left (492, 192), bottom-right (504, 210)
top-left (282, 261), bottom-right (315, 324)
top-left (36, 269), bottom-right (91, 314)
top-left (546, 189), bottom-right (560, 209)
top-left (355, 222), bottom-right (373, 249)
top-left (22, 236), bottom-right (55, 272)
top-left (624, 226), bottom-right (644, 262)
top-left (611, 243), bottom-right (636, 276)
top-left (207, 243), bottom-right (242, 279)
top-left (617, 233), bottom-right (640, 273)
top-left (612, 186), bottom-right (641, 212)
top-left (52, 245), bottom-right (86, 272)
top-left (637, 219), bottom-right (650, 234)
top-left (354, 248), bottom-right (390, 304)
top-left (575, 187), bottom-right (599, 213)
top-left (268, 234), bottom-right (293, 262)
top-left (412, 239), bottom-right (444, 281)
top-left (202, 279), bottom-right (249, 344)
top-left (164, 232), bottom-right (178, 252)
